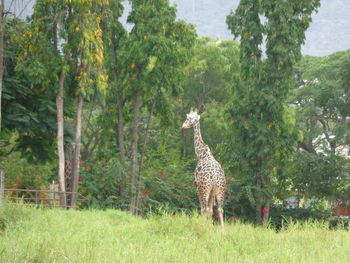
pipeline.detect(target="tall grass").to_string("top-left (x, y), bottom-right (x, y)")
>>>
top-left (0, 203), bottom-right (349, 263)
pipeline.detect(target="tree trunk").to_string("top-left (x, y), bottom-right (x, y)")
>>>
top-left (319, 119), bottom-right (336, 155)
top-left (56, 70), bottom-right (67, 208)
top-left (0, 0), bottom-right (4, 132)
top-left (0, 1), bottom-right (5, 200)
top-left (298, 140), bottom-right (317, 154)
top-left (0, 0), bottom-right (5, 132)
top-left (70, 95), bottom-right (84, 208)
top-left (80, 103), bottom-right (100, 161)
top-left (135, 98), bottom-right (156, 213)
top-left (109, 35), bottom-right (126, 199)
top-left (0, 169), bottom-right (4, 207)
top-left (255, 174), bottom-right (262, 224)
top-left (116, 89), bottom-right (126, 198)
top-left (129, 88), bottom-right (141, 214)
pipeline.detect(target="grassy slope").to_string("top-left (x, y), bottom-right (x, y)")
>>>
top-left (0, 204), bottom-right (349, 263)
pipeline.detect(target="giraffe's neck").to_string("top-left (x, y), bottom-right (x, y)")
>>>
top-left (193, 122), bottom-right (211, 159)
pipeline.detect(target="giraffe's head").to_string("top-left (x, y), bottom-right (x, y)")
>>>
top-left (182, 109), bottom-right (200, 129)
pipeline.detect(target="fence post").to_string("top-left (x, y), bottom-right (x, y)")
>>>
top-left (35, 191), bottom-right (38, 205)
top-left (0, 169), bottom-right (4, 207)
top-left (50, 181), bottom-right (59, 207)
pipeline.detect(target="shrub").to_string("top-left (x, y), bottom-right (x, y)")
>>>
top-left (79, 158), bottom-right (126, 209)
top-left (269, 199), bottom-right (333, 229)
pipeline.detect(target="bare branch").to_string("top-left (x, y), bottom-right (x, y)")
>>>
top-left (17, 0), bottom-right (34, 18)
top-left (319, 119), bottom-right (336, 152)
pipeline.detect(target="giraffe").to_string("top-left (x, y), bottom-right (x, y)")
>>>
top-left (182, 109), bottom-right (226, 226)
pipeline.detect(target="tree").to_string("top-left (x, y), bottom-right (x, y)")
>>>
top-left (291, 50), bottom-right (350, 156)
top-left (289, 152), bottom-right (350, 201)
top-left (19, 0), bottom-right (107, 208)
top-left (283, 50), bottom-right (350, 202)
top-left (124, 0), bottom-right (196, 214)
top-left (0, 0), bottom-right (32, 207)
top-left (100, 0), bottom-right (127, 198)
top-left (0, 0), bottom-right (5, 132)
top-left (226, 0), bottom-right (320, 223)
top-left (68, 0), bottom-right (108, 208)
top-left (1, 0), bottom-right (23, 131)
top-left (1, 0), bottom-right (34, 131)
top-left (1, 18), bottom-right (59, 208)
top-left (21, 0), bottom-right (71, 207)
top-left (182, 38), bottom-right (240, 113)
top-left (2, 18), bottom-right (58, 162)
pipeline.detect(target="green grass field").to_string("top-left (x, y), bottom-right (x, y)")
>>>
top-left (0, 204), bottom-right (349, 263)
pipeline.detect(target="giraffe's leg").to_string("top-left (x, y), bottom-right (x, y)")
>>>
top-left (199, 199), bottom-right (206, 216)
top-left (199, 198), bottom-right (208, 216)
top-left (208, 189), bottom-right (215, 218)
top-left (198, 187), bottom-right (211, 217)
top-left (196, 186), bottom-right (207, 216)
top-left (203, 188), bottom-right (214, 219)
top-left (216, 189), bottom-right (225, 227)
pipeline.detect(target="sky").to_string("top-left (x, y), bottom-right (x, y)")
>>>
top-left (5, 0), bottom-right (350, 57)
top-left (169, 0), bottom-right (350, 56)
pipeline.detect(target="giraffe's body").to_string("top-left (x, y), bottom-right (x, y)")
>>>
top-left (182, 109), bottom-right (226, 226)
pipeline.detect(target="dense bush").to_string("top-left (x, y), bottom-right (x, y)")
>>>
top-left (139, 144), bottom-right (198, 215)
top-left (269, 202), bottom-right (332, 230)
top-left (78, 158), bottom-right (126, 209)
top-left (290, 152), bottom-right (350, 200)
top-left (3, 152), bottom-right (54, 190)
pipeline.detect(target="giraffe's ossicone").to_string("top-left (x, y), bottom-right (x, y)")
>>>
top-left (182, 109), bottom-right (226, 226)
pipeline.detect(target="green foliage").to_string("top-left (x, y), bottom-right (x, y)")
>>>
top-left (2, 19), bottom-right (58, 162)
top-left (183, 39), bottom-right (240, 112)
top-left (181, 38), bottom-right (240, 152)
top-left (288, 152), bottom-right (350, 200)
top-left (4, 152), bottom-right (54, 190)
top-left (19, 0), bottom-right (109, 104)
top-left (18, 0), bottom-right (62, 86)
top-left (141, 133), bottom-right (197, 214)
top-left (291, 50), bottom-right (350, 153)
top-left (79, 158), bottom-right (125, 209)
top-left (123, 0), bottom-right (197, 111)
top-left (285, 50), bottom-right (350, 203)
top-left (224, 176), bottom-right (256, 221)
top-left (101, 0), bottom-right (126, 84)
